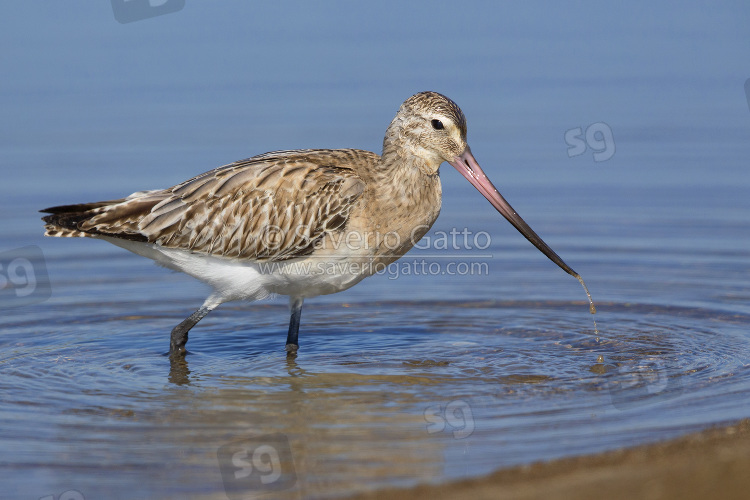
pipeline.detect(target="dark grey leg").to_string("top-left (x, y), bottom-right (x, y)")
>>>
top-left (170, 302), bottom-right (217, 355)
top-left (285, 297), bottom-right (304, 353)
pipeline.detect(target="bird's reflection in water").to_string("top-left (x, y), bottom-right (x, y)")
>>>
top-left (168, 352), bottom-right (191, 386)
top-left (167, 349), bottom-right (309, 386)
top-left (155, 341), bottom-right (450, 497)
top-left (285, 351), bottom-right (307, 377)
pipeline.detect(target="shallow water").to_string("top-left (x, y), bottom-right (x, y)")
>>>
top-left (3, 184), bottom-right (750, 499)
top-left (2, 2), bottom-right (750, 499)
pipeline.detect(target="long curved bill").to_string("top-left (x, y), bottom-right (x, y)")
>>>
top-left (449, 147), bottom-right (580, 279)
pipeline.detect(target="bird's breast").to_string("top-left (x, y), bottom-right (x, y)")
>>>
top-left (348, 172), bottom-right (442, 267)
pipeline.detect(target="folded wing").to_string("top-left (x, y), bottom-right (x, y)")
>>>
top-left (42, 150), bottom-right (368, 261)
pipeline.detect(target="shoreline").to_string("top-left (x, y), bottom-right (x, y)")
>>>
top-left (347, 419), bottom-right (750, 500)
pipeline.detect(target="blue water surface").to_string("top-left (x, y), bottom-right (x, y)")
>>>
top-left (1, 2), bottom-right (749, 499)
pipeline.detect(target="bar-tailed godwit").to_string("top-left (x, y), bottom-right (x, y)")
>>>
top-left (42, 91), bottom-right (594, 356)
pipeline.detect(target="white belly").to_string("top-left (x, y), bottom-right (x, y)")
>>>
top-left (101, 236), bottom-right (373, 303)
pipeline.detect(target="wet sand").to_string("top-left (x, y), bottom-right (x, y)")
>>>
top-left (348, 419), bottom-right (750, 500)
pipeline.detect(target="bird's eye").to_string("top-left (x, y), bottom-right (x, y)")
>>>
top-left (431, 119), bottom-right (444, 130)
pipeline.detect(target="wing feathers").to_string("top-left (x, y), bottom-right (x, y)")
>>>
top-left (42, 150), bottom-right (371, 261)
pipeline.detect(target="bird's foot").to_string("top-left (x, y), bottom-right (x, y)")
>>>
top-left (166, 344), bottom-right (189, 357)
top-left (285, 343), bottom-right (299, 356)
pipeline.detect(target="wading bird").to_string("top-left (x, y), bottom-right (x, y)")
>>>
top-left (42, 92), bottom-right (593, 356)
